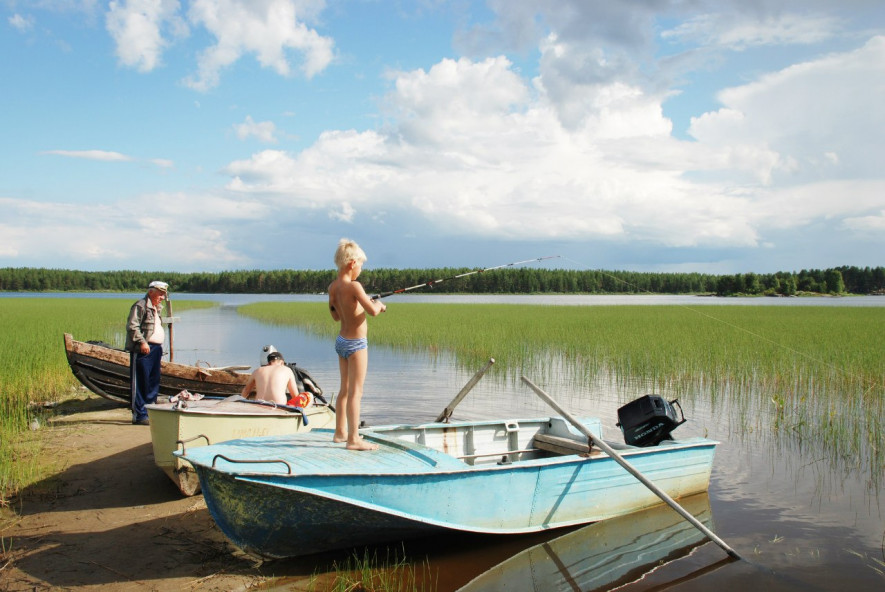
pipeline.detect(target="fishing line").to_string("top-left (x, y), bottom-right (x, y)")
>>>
top-left (560, 256), bottom-right (882, 395)
top-left (370, 255), bottom-right (561, 300)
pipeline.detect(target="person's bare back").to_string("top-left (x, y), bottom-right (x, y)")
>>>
top-left (241, 353), bottom-right (299, 406)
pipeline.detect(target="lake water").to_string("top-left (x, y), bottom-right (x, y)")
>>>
top-left (18, 292), bottom-right (885, 590)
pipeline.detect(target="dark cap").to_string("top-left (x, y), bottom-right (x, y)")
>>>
top-left (267, 351), bottom-right (284, 362)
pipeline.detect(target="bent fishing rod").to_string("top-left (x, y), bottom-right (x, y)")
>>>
top-left (371, 256), bottom-right (560, 300)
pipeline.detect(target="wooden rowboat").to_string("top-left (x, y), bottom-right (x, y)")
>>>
top-left (63, 333), bottom-right (252, 404)
top-left (147, 397), bottom-right (335, 496)
top-left (179, 414), bottom-right (718, 559)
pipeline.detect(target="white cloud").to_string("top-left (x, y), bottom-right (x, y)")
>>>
top-left (41, 150), bottom-right (175, 168)
top-left (219, 57), bottom-right (754, 247)
top-left (102, 0), bottom-right (333, 89)
top-left (0, 193), bottom-right (264, 269)
top-left (234, 115), bottom-right (278, 143)
top-left (689, 36), bottom-right (885, 183)
top-left (42, 149), bottom-right (134, 162)
top-left (184, 0), bottom-right (334, 91)
top-left (329, 202), bottom-right (355, 223)
top-left (106, 0), bottom-right (187, 72)
top-left (842, 210), bottom-right (885, 234)
top-left (662, 12), bottom-right (840, 50)
top-left (9, 13), bottom-right (35, 31)
top-left (215, 30), bottom-right (885, 253)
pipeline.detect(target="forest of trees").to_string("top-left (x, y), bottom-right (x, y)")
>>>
top-left (1, 265), bottom-right (883, 296)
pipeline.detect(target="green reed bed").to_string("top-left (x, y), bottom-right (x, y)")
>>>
top-left (240, 301), bottom-right (884, 486)
top-left (0, 297), bottom-right (214, 503)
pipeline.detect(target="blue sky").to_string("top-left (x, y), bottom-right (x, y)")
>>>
top-left (2, 1), bottom-right (883, 275)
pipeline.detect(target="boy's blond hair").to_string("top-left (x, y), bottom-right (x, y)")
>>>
top-left (334, 238), bottom-right (367, 270)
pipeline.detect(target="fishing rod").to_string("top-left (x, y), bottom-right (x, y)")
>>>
top-left (371, 255), bottom-right (560, 300)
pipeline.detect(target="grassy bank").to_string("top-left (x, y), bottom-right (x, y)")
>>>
top-left (239, 301), bottom-right (884, 486)
top-left (0, 297), bottom-right (214, 503)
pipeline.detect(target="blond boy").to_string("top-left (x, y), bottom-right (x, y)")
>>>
top-left (328, 239), bottom-right (387, 451)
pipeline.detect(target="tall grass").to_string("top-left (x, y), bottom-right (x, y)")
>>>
top-left (0, 297), bottom-right (214, 502)
top-left (240, 302), bottom-right (884, 487)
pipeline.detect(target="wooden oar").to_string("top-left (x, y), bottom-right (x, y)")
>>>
top-left (521, 376), bottom-right (742, 560)
top-left (435, 358), bottom-right (495, 422)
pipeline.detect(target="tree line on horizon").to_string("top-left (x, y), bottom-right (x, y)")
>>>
top-left (1, 265), bottom-right (883, 297)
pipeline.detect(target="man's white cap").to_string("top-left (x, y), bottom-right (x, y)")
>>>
top-left (148, 281), bottom-right (168, 292)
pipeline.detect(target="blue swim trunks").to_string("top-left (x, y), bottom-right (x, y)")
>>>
top-left (335, 335), bottom-right (368, 359)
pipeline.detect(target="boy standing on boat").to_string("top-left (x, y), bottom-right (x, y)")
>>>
top-left (241, 351), bottom-right (307, 406)
top-left (328, 238), bottom-right (386, 451)
top-left (125, 281), bottom-right (168, 425)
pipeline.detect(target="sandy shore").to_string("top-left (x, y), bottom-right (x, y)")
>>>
top-left (0, 396), bottom-right (287, 591)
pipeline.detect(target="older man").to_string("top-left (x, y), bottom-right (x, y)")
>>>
top-left (125, 281), bottom-right (168, 425)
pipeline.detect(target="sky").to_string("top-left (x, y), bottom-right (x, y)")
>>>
top-left (2, 0), bottom-right (884, 275)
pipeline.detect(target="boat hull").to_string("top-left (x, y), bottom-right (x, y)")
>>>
top-left (64, 333), bottom-right (250, 404)
top-left (147, 399), bottom-right (336, 496)
top-left (182, 419), bottom-right (717, 559)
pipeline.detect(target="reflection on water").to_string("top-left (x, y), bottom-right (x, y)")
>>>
top-left (167, 303), bottom-right (883, 591)
top-left (458, 494), bottom-right (714, 592)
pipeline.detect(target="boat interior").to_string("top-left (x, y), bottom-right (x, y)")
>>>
top-left (367, 417), bottom-right (638, 466)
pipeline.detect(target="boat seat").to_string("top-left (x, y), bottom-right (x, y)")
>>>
top-left (533, 433), bottom-right (592, 455)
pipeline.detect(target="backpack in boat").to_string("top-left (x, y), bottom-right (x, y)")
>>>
top-left (285, 362), bottom-right (327, 404)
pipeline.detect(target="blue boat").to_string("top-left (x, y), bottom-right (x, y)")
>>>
top-left (178, 414), bottom-right (718, 559)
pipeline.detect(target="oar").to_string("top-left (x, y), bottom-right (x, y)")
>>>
top-left (221, 395), bottom-right (309, 424)
top-left (521, 376), bottom-right (742, 560)
top-left (371, 256), bottom-right (560, 300)
top-left (435, 358), bottom-right (495, 422)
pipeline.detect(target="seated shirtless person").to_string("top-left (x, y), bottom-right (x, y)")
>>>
top-left (241, 351), bottom-right (306, 406)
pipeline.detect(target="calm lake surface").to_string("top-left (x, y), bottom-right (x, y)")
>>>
top-left (18, 292), bottom-right (885, 590)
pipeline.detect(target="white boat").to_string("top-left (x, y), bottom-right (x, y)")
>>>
top-left (147, 396), bottom-right (335, 496)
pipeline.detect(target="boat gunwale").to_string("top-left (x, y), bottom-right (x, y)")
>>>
top-left (146, 401), bottom-right (334, 418)
top-left (180, 424), bottom-right (718, 478)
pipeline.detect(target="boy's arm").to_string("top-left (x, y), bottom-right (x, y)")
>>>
top-left (354, 281), bottom-right (386, 316)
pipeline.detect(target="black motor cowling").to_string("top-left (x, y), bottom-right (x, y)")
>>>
top-left (616, 395), bottom-right (686, 447)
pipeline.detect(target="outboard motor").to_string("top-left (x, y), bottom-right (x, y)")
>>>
top-left (616, 395), bottom-right (686, 447)
top-left (260, 345), bottom-right (278, 366)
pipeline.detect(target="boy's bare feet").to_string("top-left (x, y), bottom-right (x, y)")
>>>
top-left (333, 433), bottom-right (347, 443)
top-left (346, 437), bottom-right (379, 451)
